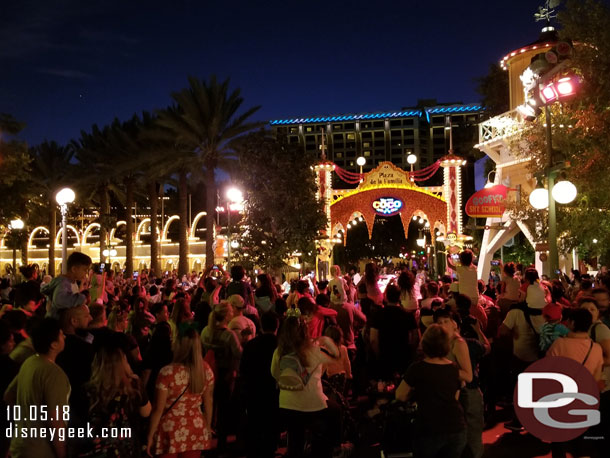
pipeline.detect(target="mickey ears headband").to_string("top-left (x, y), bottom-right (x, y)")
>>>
top-left (177, 321), bottom-right (200, 337)
top-left (286, 306), bottom-right (301, 319)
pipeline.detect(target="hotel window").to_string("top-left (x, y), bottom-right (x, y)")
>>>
top-left (336, 152), bottom-right (343, 158)
top-left (347, 133), bottom-right (355, 140)
top-left (289, 127), bottom-right (298, 134)
top-left (363, 141), bottom-right (371, 147)
top-left (364, 150), bottom-right (371, 157)
top-left (305, 126), bottom-right (313, 132)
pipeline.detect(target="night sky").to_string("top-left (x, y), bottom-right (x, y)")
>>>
top-left (0, 0), bottom-right (574, 146)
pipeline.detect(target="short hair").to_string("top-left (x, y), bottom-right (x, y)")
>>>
top-left (315, 293), bottom-right (330, 307)
top-left (31, 318), bottom-right (62, 354)
top-left (459, 250), bottom-right (473, 267)
top-left (89, 304), bottom-right (105, 322)
top-left (524, 267), bottom-right (539, 284)
top-left (298, 297), bottom-right (316, 315)
top-left (427, 281), bottom-right (439, 296)
top-left (430, 298), bottom-right (444, 309)
top-left (274, 298), bottom-right (288, 316)
top-left (296, 280), bottom-right (310, 294)
top-left (571, 307), bottom-right (594, 333)
top-left (576, 295), bottom-right (599, 309)
top-left (151, 302), bottom-right (167, 316)
top-left (504, 262), bottom-right (516, 276)
top-left (230, 265), bottom-right (245, 281)
top-left (421, 324), bottom-right (450, 358)
top-left (67, 252), bottom-right (92, 271)
top-left (149, 285), bottom-right (158, 296)
top-left (385, 284), bottom-right (401, 304)
top-left (261, 311), bottom-right (279, 333)
top-left (433, 307), bottom-right (453, 323)
top-left (324, 325), bottom-right (343, 346)
top-left (581, 279), bottom-right (593, 290)
top-left (454, 293), bottom-right (472, 312)
top-left (317, 280), bottom-right (329, 291)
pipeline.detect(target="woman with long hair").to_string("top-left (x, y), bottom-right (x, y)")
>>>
top-left (169, 298), bottom-right (193, 341)
top-left (359, 262), bottom-right (383, 306)
top-left (200, 302), bottom-right (242, 451)
top-left (255, 273), bottom-right (278, 313)
top-left (397, 270), bottom-right (417, 312)
top-left (147, 327), bottom-right (214, 457)
top-left (82, 345), bottom-right (151, 457)
top-left (271, 316), bottom-right (340, 458)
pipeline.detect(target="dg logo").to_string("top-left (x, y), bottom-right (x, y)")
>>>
top-left (515, 356), bottom-right (600, 442)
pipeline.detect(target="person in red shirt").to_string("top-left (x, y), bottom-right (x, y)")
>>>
top-left (298, 295), bottom-right (337, 339)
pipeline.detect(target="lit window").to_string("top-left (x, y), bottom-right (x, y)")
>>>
top-left (347, 133), bottom-right (355, 140)
top-left (364, 151), bottom-right (371, 157)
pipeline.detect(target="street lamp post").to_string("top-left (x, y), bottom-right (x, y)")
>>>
top-left (9, 219), bottom-right (24, 278)
top-left (356, 156), bottom-right (366, 176)
top-left (102, 247), bottom-right (118, 270)
top-left (225, 187), bottom-right (243, 270)
top-left (407, 152), bottom-right (417, 180)
top-left (56, 187), bottom-right (75, 274)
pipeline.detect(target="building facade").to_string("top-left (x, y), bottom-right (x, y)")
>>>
top-left (270, 100), bottom-right (484, 177)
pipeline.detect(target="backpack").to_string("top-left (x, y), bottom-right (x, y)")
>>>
top-left (278, 353), bottom-right (311, 391)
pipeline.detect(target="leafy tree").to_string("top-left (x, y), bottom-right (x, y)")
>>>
top-left (475, 63), bottom-right (510, 119)
top-left (232, 130), bottom-right (326, 271)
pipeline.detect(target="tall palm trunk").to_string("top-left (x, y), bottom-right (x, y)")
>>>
top-left (178, 169), bottom-right (189, 276)
top-left (148, 181), bottom-right (160, 275)
top-left (205, 165), bottom-right (215, 268)
top-left (100, 185), bottom-right (109, 263)
top-left (125, 177), bottom-right (134, 277)
top-left (48, 202), bottom-right (56, 276)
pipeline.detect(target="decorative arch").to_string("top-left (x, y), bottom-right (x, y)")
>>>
top-left (82, 223), bottom-right (100, 246)
top-left (332, 222), bottom-right (345, 237)
top-left (162, 215), bottom-right (180, 241)
top-left (135, 218), bottom-right (152, 242)
top-left (28, 226), bottom-right (50, 248)
top-left (330, 184), bottom-right (446, 240)
top-left (190, 212), bottom-right (207, 239)
top-left (55, 225), bottom-right (81, 246)
top-left (109, 221), bottom-right (126, 242)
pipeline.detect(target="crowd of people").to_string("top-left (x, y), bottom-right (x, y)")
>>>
top-left (1, 251), bottom-right (610, 458)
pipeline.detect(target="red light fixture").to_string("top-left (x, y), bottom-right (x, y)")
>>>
top-left (556, 77), bottom-right (575, 96)
top-left (539, 75), bottom-right (581, 104)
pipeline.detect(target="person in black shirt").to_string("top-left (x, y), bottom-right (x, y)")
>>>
top-left (240, 312), bottom-right (280, 458)
top-left (396, 323), bottom-right (466, 458)
top-left (369, 284), bottom-right (419, 381)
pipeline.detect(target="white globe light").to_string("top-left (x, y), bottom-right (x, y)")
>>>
top-left (412, 215), bottom-right (418, 221)
top-left (552, 180), bottom-right (577, 204)
top-left (110, 249), bottom-right (117, 257)
top-left (356, 156), bottom-right (366, 167)
top-left (407, 154), bottom-right (417, 165)
top-left (230, 240), bottom-right (239, 248)
top-left (102, 249), bottom-right (110, 257)
top-left (416, 238), bottom-right (426, 247)
top-left (529, 188), bottom-right (549, 209)
top-left (10, 219), bottom-right (24, 230)
top-left (226, 187), bottom-right (243, 204)
top-left (55, 187), bottom-right (75, 206)
top-left (425, 221), bottom-right (430, 228)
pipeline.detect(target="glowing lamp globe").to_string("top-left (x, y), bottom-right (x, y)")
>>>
top-left (552, 180), bottom-right (577, 204)
top-left (529, 188), bottom-right (549, 209)
top-left (416, 238), bottom-right (426, 247)
top-left (356, 157), bottom-right (366, 167)
top-left (226, 187), bottom-right (243, 204)
top-left (56, 187), bottom-right (75, 206)
top-left (10, 219), bottom-right (24, 230)
top-left (407, 154), bottom-right (417, 165)
top-left (230, 240), bottom-right (239, 248)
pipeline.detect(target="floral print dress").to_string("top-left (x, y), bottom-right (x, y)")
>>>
top-left (154, 361), bottom-right (214, 454)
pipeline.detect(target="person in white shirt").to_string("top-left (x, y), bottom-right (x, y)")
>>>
top-left (455, 250), bottom-right (479, 307)
top-left (328, 265), bottom-right (347, 306)
top-left (227, 294), bottom-right (256, 344)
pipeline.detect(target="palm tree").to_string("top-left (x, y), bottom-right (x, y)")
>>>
top-left (156, 75), bottom-right (262, 270)
top-left (29, 141), bottom-right (75, 276)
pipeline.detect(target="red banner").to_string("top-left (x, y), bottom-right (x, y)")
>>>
top-left (465, 185), bottom-right (509, 218)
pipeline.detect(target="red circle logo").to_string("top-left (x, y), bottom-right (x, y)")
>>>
top-left (514, 356), bottom-right (600, 442)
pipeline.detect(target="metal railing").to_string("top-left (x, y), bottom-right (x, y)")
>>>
top-left (478, 108), bottom-right (525, 144)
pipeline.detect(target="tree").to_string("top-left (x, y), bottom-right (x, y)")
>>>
top-left (475, 63), bottom-right (510, 119)
top-left (233, 130), bottom-right (326, 270)
top-left (510, 0), bottom-right (610, 265)
top-left (29, 141), bottom-right (76, 276)
top-left (156, 75), bottom-right (262, 271)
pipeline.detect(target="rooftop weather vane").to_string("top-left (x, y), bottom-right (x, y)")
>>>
top-left (535, 0), bottom-right (560, 25)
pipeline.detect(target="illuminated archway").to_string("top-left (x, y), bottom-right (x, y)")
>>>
top-left (162, 216), bottom-right (180, 241)
top-left (190, 212), bottom-right (207, 239)
top-left (55, 225), bottom-right (81, 246)
top-left (82, 223), bottom-right (100, 246)
top-left (135, 218), bottom-right (154, 242)
top-left (109, 221), bottom-right (126, 242)
top-left (28, 226), bottom-right (50, 248)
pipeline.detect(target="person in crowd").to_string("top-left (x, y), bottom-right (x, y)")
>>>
top-left (500, 268), bottom-right (546, 432)
top-left (397, 270), bottom-right (417, 312)
top-left (147, 327), bottom-right (214, 457)
top-left (343, 274), bottom-right (357, 306)
top-left (592, 287), bottom-right (610, 328)
top-left (328, 265), bottom-right (347, 307)
top-left (8, 316), bottom-right (39, 366)
top-left (81, 345), bottom-right (151, 456)
top-left (227, 265), bottom-right (256, 315)
top-left (329, 287), bottom-right (366, 361)
top-left (420, 281), bottom-right (442, 309)
top-left (0, 278), bottom-right (12, 303)
top-left (201, 302), bottom-right (241, 452)
top-left (56, 304), bottom-right (94, 423)
top-left (323, 325), bottom-right (352, 394)
top-left (453, 250), bottom-right (479, 307)
top-left (369, 284), bottom-right (419, 381)
top-left (497, 262), bottom-right (522, 317)
top-left (4, 318), bottom-right (71, 458)
top-left (359, 262), bottom-right (383, 306)
top-left (141, 320), bottom-right (173, 401)
top-left (539, 303), bottom-right (570, 353)
top-left (254, 273), bottom-right (278, 313)
top-left (271, 316), bottom-right (340, 458)
top-left (240, 311), bottom-right (280, 458)
top-left (396, 324), bottom-right (466, 458)
top-left (151, 302), bottom-right (170, 326)
top-left (162, 278), bottom-right (177, 302)
top-left (43, 252), bottom-right (92, 319)
top-left (169, 297), bottom-right (193, 340)
top-left (300, 294), bottom-right (338, 339)
top-left (88, 263), bottom-right (107, 305)
top-left (0, 320), bottom-right (18, 458)
top-left (108, 305), bottom-right (129, 333)
top-left (13, 265), bottom-right (43, 312)
top-left (228, 294), bottom-right (256, 344)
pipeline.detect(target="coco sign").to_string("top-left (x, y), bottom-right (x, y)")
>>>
top-left (373, 197), bottom-right (403, 216)
top-left (465, 184), bottom-right (509, 218)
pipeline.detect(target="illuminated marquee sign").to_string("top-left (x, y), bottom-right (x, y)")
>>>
top-left (372, 197), bottom-right (403, 216)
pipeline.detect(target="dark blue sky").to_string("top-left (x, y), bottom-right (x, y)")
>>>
top-left (1, 0), bottom-right (564, 145)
